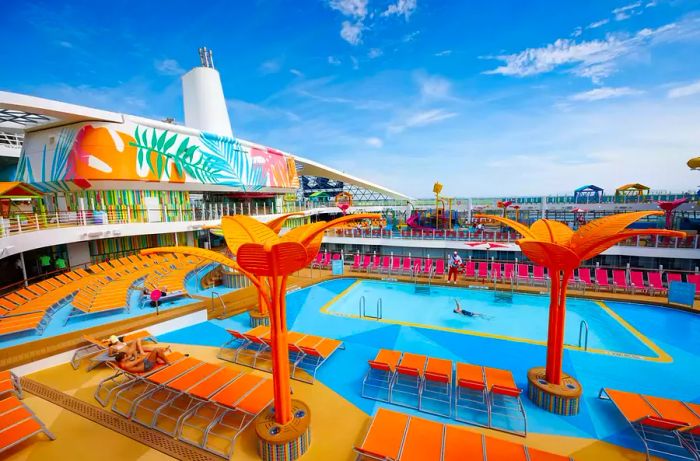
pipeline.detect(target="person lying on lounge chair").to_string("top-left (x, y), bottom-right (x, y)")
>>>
top-left (107, 335), bottom-right (153, 358)
top-left (114, 347), bottom-right (171, 373)
top-left (453, 300), bottom-right (490, 319)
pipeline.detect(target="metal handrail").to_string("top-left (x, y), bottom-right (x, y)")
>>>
top-left (212, 292), bottom-right (227, 318)
top-left (359, 296), bottom-right (366, 317)
top-left (578, 320), bottom-right (589, 351)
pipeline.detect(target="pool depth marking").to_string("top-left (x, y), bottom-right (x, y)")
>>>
top-left (318, 281), bottom-right (671, 363)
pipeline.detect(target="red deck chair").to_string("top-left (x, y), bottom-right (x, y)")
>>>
top-left (630, 271), bottom-right (649, 294)
top-left (666, 272), bottom-right (682, 287)
top-left (595, 269), bottom-right (611, 291)
top-left (612, 270), bottom-right (629, 293)
top-left (371, 255), bottom-right (381, 273)
top-left (422, 258), bottom-right (433, 276)
top-left (320, 252), bottom-right (331, 268)
top-left (531, 266), bottom-right (547, 285)
top-left (578, 268), bottom-right (594, 290)
top-left (413, 259), bottom-right (423, 275)
top-left (464, 261), bottom-right (476, 280)
top-left (361, 255), bottom-right (372, 271)
top-left (647, 272), bottom-right (666, 295)
top-left (401, 257), bottom-right (412, 274)
top-left (686, 274), bottom-right (700, 297)
top-left (476, 262), bottom-right (488, 282)
top-left (351, 254), bottom-right (361, 271)
top-left (491, 263), bottom-right (502, 282)
top-left (503, 263), bottom-right (514, 282)
top-left (391, 256), bottom-right (401, 273)
top-left (380, 256), bottom-right (391, 273)
top-left (310, 253), bottom-right (323, 268)
top-left (516, 264), bottom-right (530, 285)
top-left (434, 259), bottom-right (445, 277)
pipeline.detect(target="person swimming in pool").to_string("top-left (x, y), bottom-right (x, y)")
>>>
top-left (453, 299), bottom-right (489, 319)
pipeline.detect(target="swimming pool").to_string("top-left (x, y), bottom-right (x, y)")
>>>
top-left (321, 279), bottom-right (664, 359)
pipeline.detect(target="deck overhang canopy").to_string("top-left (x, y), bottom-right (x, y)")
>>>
top-left (293, 155), bottom-right (411, 201)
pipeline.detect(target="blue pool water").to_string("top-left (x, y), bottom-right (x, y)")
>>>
top-left (324, 280), bottom-right (655, 357)
top-left (158, 277), bottom-right (700, 453)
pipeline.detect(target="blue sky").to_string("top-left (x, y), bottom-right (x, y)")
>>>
top-left (2, 0), bottom-right (700, 198)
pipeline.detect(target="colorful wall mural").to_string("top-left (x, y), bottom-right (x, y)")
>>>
top-left (15, 121), bottom-right (300, 192)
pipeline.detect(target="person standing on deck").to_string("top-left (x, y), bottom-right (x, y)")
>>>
top-left (447, 251), bottom-right (462, 284)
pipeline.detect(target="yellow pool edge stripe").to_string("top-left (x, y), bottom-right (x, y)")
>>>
top-left (318, 279), bottom-right (672, 362)
top-left (593, 300), bottom-right (672, 363)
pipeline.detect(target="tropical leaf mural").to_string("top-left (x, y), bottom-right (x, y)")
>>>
top-left (50, 128), bottom-right (77, 180)
top-left (130, 126), bottom-right (229, 183)
top-left (199, 132), bottom-right (264, 191)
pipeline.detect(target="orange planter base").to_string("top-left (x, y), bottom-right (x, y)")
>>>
top-left (527, 367), bottom-right (582, 416)
top-left (255, 399), bottom-right (311, 461)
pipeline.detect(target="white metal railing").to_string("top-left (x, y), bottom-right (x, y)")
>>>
top-left (323, 227), bottom-right (700, 250)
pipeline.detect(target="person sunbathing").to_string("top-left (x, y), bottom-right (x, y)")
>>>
top-left (114, 347), bottom-right (171, 373)
top-left (107, 335), bottom-right (153, 358)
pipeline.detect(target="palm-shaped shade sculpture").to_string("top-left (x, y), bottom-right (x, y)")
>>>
top-left (477, 211), bottom-right (684, 414)
top-left (657, 198), bottom-right (688, 229)
top-left (143, 212), bottom-right (378, 459)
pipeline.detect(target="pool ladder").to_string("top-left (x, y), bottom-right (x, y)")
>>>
top-left (359, 296), bottom-right (383, 319)
top-left (578, 320), bottom-right (589, 351)
top-left (212, 292), bottom-right (227, 319)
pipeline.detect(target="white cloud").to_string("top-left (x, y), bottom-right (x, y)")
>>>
top-left (485, 18), bottom-right (700, 83)
top-left (434, 50), bottom-right (452, 57)
top-left (587, 19), bottom-right (610, 29)
top-left (612, 1), bottom-right (642, 21)
top-left (328, 0), bottom-right (368, 19)
top-left (350, 56), bottom-right (360, 70)
top-left (154, 58), bottom-right (184, 76)
top-left (416, 74), bottom-right (452, 100)
top-left (259, 59), bottom-right (282, 74)
top-left (57, 40), bottom-right (73, 48)
top-left (368, 48), bottom-right (383, 58)
top-left (667, 79), bottom-right (700, 98)
top-left (646, 0), bottom-right (658, 7)
top-left (570, 86), bottom-right (642, 101)
top-left (328, 56), bottom-right (342, 66)
top-left (340, 20), bottom-right (364, 45)
top-left (290, 69), bottom-right (304, 78)
top-left (388, 109), bottom-right (458, 133)
top-left (402, 31), bottom-right (420, 42)
top-left (571, 27), bottom-right (583, 37)
top-left (366, 137), bottom-right (383, 147)
top-left (381, 0), bottom-right (417, 20)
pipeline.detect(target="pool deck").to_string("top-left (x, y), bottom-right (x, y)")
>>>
top-left (3, 269), bottom-right (698, 461)
top-left (5, 344), bottom-right (653, 461)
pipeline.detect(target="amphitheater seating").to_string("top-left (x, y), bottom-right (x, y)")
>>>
top-left (361, 349), bottom-right (527, 436)
top-left (355, 408), bottom-right (568, 461)
top-left (0, 395), bottom-right (55, 454)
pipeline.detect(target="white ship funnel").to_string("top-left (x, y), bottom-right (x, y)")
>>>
top-left (181, 47), bottom-right (233, 137)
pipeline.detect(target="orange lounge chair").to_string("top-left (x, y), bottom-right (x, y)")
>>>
top-left (0, 371), bottom-right (22, 399)
top-left (111, 356), bottom-right (204, 417)
top-left (600, 388), bottom-right (700, 460)
top-left (0, 395), bottom-right (55, 454)
top-left (420, 357), bottom-right (453, 417)
top-left (455, 362), bottom-right (489, 427)
top-left (94, 351), bottom-right (185, 406)
top-left (355, 408), bottom-right (568, 461)
top-left (355, 407), bottom-right (409, 460)
top-left (362, 349), bottom-right (403, 402)
top-left (293, 336), bottom-right (344, 383)
top-left (149, 366), bottom-right (243, 436)
top-left (0, 312), bottom-right (46, 338)
top-left (391, 353), bottom-right (427, 408)
top-left (70, 330), bottom-right (157, 370)
top-left (130, 361), bottom-right (221, 428)
top-left (181, 373), bottom-right (274, 458)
